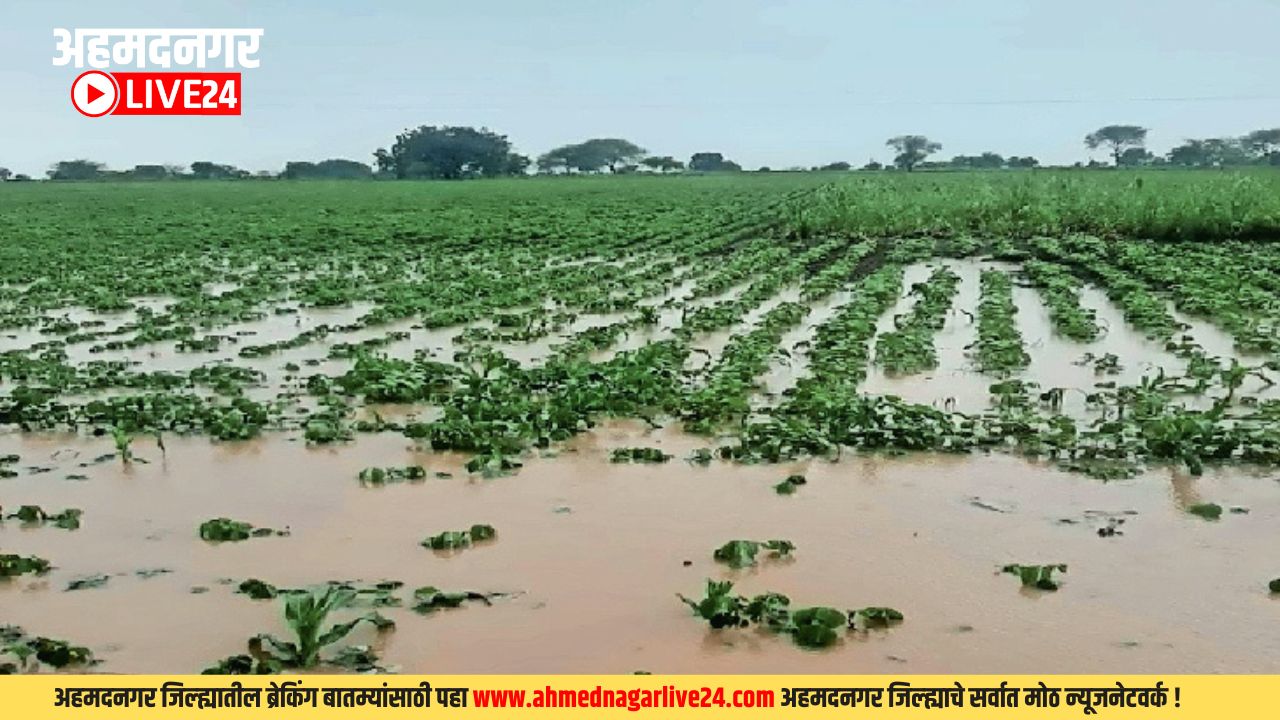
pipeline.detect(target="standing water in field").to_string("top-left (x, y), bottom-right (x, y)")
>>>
top-left (5, 178), bottom-right (1280, 674)
top-left (2, 426), bottom-right (1279, 673)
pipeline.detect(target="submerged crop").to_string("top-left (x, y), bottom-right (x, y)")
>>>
top-left (3, 174), bottom-right (1280, 671)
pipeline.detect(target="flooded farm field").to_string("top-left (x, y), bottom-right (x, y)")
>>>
top-left (3, 427), bottom-right (1279, 674)
top-left (3, 178), bottom-right (1280, 675)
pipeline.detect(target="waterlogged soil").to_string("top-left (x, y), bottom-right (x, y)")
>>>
top-left (6, 244), bottom-right (1280, 675)
top-left (860, 259), bottom-right (1280, 417)
top-left (757, 290), bottom-right (853, 402)
top-left (3, 422), bottom-right (1279, 674)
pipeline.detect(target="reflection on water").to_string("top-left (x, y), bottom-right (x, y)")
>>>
top-left (862, 260), bottom-right (994, 412)
top-left (686, 286), bottom-right (803, 374)
top-left (5, 252), bottom-right (1280, 675)
top-left (757, 290), bottom-right (853, 402)
top-left (858, 259), bottom-right (1280, 418)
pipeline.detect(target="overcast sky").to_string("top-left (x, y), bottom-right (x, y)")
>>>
top-left (3, 0), bottom-right (1280, 176)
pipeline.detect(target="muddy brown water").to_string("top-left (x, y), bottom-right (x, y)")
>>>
top-left (2, 421), bottom-right (1279, 674)
top-left (5, 257), bottom-right (1280, 674)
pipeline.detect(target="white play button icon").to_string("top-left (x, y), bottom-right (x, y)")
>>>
top-left (71, 70), bottom-right (118, 117)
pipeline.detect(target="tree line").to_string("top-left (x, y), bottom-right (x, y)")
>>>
top-left (4, 123), bottom-right (1278, 183)
top-left (886, 126), bottom-right (1280, 172)
top-left (13, 159), bottom-right (375, 182)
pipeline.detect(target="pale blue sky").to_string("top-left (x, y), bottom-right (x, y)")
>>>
top-left (3, 0), bottom-right (1280, 176)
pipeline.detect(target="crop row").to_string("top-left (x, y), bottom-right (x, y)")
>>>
top-left (972, 270), bottom-right (1029, 375)
top-left (874, 265), bottom-right (960, 374)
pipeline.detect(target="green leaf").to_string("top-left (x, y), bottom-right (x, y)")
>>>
top-left (423, 531), bottom-right (470, 550)
top-left (367, 612), bottom-right (396, 631)
top-left (66, 574), bottom-right (110, 591)
top-left (850, 606), bottom-right (904, 628)
top-left (713, 540), bottom-right (760, 568)
top-left (13, 505), bottom-right (45, 523)
top-left (28, 637), bottom-right (95, 668)
top-left (328, 644), bottom-right (384, 672)
top-left (610, 447), bottom-right (672, 463)
top-left (1187, 503), bottom-right (1223, 520)
top-left (469, 524), bottom-right (496, 542)
top-left (316, 617), bottom-right (363, 649)
top-left (791, 606), bottom-right (845, 629)
top-left (255, 634), bottom-right (298, 661)
top-left (791, 623), bottom-right (838, 649)
top-left (0, 554), bottom-right (51, 578)
top-left (744, 592), bottom-right (791, 628)
top-left (199, 518), bottom-right (253, 542)
top-left (1002, 563), bottom-right (1067, 591)
top-left (411, 586), bottom-right (471, 613)
top-left (50, 509), bottom-right (82, 530)
top-left (790, 607), bottom-right (846, 648)
top-left (237, 579), bottom-right (278, 600)
top-left (774, 474), bottom-right (806, 494)
top-left (201, 654), bottom-right (280, 675)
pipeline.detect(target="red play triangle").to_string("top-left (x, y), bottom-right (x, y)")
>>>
top-left (86, 83), bottom-right (105, 104)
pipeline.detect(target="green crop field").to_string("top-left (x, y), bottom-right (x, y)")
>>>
top-left (3, 170), bottom-right (1280, 673)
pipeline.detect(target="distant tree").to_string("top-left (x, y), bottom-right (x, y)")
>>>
top-left (756, 166), bottom-right (771, 172)
top-left (374, 126), bottom-right (525, 180)
top-left (885, 135), bottom-right (941, 171)
top-left (538, 138), bottom-right (646, 174)
top-left (506, 153), bottom-right (532, 176)
top-left (130, 164), bottom-right (169, 180)
top-left (1006, 156), bottom-right (1040, 168)
top-left (48, 159), bottom-right (105, 180)
top-left (688, 153), bottom-right (719, 171)
top-left (1117, 147), bottom-right (1154, 167)
top-left (1166, 138), bottom-right (1250, 167)
top-left (1166, 141), bottom-right (1204, 167)
top-left (1242, 128), bottom-right (1280, 161)
top-left (12, 174), bottom-right (32, 181)
top-left (316, 159), bottom-right (373, 178)
top-left (1084, 125), bottom-right (1148, 166)
top-left (0, 167), bottom-right (10, 181)
top-left (950, 152), bottom-right (1004, 169)
top-left (584, 139), bottom-right (639, 172)
top-left (1205, 138), bottom-right (1252, 166)
top-left (283, 159), bottom-right (373, 180)
top-left (282, 161), bottom-right (317, 179)
top-left (539, 144), bottom-right (582, 174)
top-left (536, 152), bottom-right (568, 174)
top-left (190, 161), bottom-right (247, 180)
top-left (818, 161), bottom-right (852, 171)
top-left (1243, 128), bottom-right (1280, 153)
top-left (862, 159), bottom-right (884, 171)
top-left (640, 155), bottom-right (684, 173)
top-left (535, 149), bottom-right (568, 174)
top-left (688, 152), bottom-right (741, 172)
